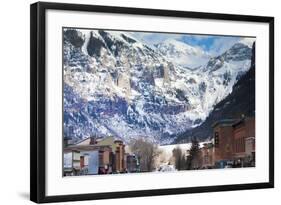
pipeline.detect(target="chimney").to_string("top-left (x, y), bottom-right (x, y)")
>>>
top-left (64, 137), bottom-right (72, 147)
top-left (90, 136), bottom-right (97, 145)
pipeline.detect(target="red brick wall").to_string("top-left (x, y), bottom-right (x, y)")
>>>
top-left (246, 118), bottom-right (255, 140)
top-left (233, 118), bottom-right (255, 158)
top-left (233, 126), bottom-right (246, 154)
top-left (213, 126), bottom-right (234, 161)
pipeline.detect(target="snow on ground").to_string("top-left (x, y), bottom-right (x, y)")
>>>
top-left (160, 142), bottom-right (203, 153)
top-left (159, 141), bottom-right (210, 158)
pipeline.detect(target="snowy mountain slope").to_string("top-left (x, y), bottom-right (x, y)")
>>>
top-left (155, 38), bottom-right (210, 69)
top-left (63, 28), bottom-right (254, 144)
top-left (175, 42), bottom-right (256, 143)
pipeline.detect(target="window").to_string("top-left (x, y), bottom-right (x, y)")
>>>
top-left (214, 132), bottom-right (219, 148)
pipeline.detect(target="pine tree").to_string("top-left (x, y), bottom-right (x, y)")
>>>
top-left (186, 138), bottom-right (200, 170)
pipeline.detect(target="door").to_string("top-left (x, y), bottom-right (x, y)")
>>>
top-left (80, 156), bottom-right (84, 168)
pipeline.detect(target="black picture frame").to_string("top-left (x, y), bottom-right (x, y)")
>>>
top-left (30, 1), bottom-right (274, 203)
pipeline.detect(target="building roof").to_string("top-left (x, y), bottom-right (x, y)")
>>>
top-left (232, 116), bottom-right (255, 128)
top-left (212, 119), bottom-right (238, 128)
top-left (74, 137), bottom-right (91, 146)
top-left (74, 136), bottom-right (112, 146)
top-left (64, 144), bottom-right (112, 152)
top-left (64, 136), bottom-right (125, 153)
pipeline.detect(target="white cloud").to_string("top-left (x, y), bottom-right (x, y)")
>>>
top-left (129, 31), bottom-right (255, 58)
top-left (209, 37), bottom-right (256, 56)
top-left (130, 32), bottom-right (183, 45)
top-left (239, 37), bottom-right (255, 48)
top-left (209, 37), bottom-right (240, 56)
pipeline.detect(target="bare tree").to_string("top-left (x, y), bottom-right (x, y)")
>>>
top-left (172, 146), bottom-right (185, 170)
top-left (130, 138), bottom-right (160, 172)
top-left (157, 149), bottom-right (168, 165)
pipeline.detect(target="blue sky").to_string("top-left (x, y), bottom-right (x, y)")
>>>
top-left (131, 32), bottom-right (254, 56)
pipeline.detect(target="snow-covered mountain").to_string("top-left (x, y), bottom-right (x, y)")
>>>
top-left (175, 42), bottom-right (256, 143)
top-left (63, 29), bottom-right (254, 144)
top-left (155, 39), bottom-right (210, 69)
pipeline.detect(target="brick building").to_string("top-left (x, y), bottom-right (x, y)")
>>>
top-left (211, 117), bottom-right (255, 168)
top-left (212, 119), bottom-right (237, 164)
top-left (232, 117), bottom-right (255, 167)
top-left (63, 136), bottom-right (128, 175)
top-left (113, 140), bottom-right (126, 172)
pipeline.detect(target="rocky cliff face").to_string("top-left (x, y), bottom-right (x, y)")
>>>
top-left (63, 28), bottom-right (254, 144)
top-left (175, 43), bottom-right (255, 143)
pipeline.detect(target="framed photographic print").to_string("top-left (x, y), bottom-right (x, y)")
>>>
top-left (30, 1), bottom-right (274, 203)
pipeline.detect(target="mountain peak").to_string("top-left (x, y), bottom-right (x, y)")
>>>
top-left (238, 38), bottom-right (255, 48)
top-left (63, 28), bottom-right (255, 144)
top-left (161, 38), bottom-right (196, 51)
top-left (155, 39), bottom-right (210, 68)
